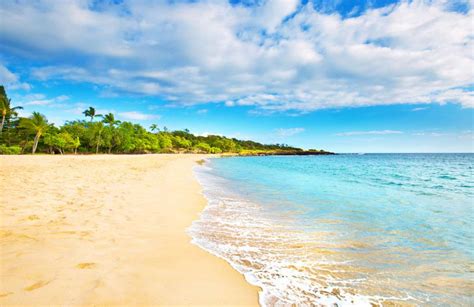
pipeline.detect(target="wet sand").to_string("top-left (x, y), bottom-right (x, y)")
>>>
top-left (0, 154), bottom-right (259, 305)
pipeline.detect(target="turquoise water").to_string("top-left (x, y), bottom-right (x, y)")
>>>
top-left (189, 154), bottom-right (474, 306)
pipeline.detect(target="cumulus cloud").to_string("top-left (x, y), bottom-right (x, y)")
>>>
top-left (0, 0), bottom-right (473, 111)
top-left (256, 0), bottom-right (300, 33)
top-left (118, 111), bottom-right (160, 121)
top-left (275, 127), bottom-right (305, 137)
top-left (336, 130), bottom-right (403, 136)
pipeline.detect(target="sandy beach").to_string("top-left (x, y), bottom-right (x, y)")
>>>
top-left (0, 154), bottom-right (259, 305)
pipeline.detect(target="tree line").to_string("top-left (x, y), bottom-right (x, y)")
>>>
top-left (0, 86), bottom-right (306, 155)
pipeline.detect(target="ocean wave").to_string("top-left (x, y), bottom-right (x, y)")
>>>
top-left (188, 156), bottom-right (474, 306)
top-left (189, 163), bottom-right (406, 306)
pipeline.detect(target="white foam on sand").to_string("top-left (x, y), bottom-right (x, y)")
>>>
top-left (188, 162), bottom-right (402, 306)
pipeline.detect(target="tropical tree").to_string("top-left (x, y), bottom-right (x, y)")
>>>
top-left (0, 85), bottom-right (22, 134)
top-left (210, 147), bottom-right (222, 154)
top-left (82, 107), bottom-right (102, 122)
top-left (100, 113), bottom-right (120, 153)
top-left (19, 112), bottom-right (49, 154)
top-left (195, 142), bottom-right (212, 153)
top-left (150, 124), bottom-right (159, 133)
top-left (44, 131), bottom-right (79, 154)
top-left (102, 113), bottom-right (120, 127)
top-left (157, 133), bottom-right (173, 152)
top-left (172, 135), bottom-right (192, 150)
top-left (89, 122), bottom-right (104, 154)
top-left (71, 136), bottom-right (81, 154)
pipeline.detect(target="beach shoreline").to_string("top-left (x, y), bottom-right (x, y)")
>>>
top-left (0, 154), bottom-right (259, 305)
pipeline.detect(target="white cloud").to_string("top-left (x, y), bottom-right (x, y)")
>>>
top-left (63, 103), bottom-right (101, 116)
top-left (197, 132), bottom-right (222, 137)
top-left (256, 0), bottom-right (300, 33)
top-left (66, 106), bottom-right (88, 116)
top-left (411, 130), bottom-right (474, 139)
top-left (0, 64), bottom-right (30, 90)
top-left (0, 0), bottom-right (472, 111)
top-left (21, 94), bottom-right (70, 106)
top-left (458, 130), bottom-right (474, 140)
top-left (118, 111), bottom-right (160, 121)
top-left (336, 130), bottom-right (403, 136)
top-left (435, 88), bottom-right (474, 108)
top-left (412, 107), bottom-right (429, 111)
top-left (0, 64), bottom-right (17, 84)
top-left (412, 132), bottom-right (448, 137)
top-left (275, 127), bottom-right (305, 137)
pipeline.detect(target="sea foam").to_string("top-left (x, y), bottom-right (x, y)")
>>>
top-left (189, 154), bottom-right (474, 306)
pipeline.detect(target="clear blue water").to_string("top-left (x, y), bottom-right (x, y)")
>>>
top-left (190, 154), bottom-right (474, 306)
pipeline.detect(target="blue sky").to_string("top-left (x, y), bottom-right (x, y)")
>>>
top-left (0, 0), bottom-right (473, 152)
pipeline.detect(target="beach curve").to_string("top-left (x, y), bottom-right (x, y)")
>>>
top-left (0, 154), bottom-right (259, 306)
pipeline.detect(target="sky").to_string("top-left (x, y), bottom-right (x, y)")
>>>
top-left (0, 0), bottom-right (473, 153)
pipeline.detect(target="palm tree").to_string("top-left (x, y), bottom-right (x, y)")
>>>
top-left (102, 113), bottom-right (120, 127)
top-left (72, 137), bottom-right (80, 154)
top-left (94, 122), bottom-right (104, 154)
top-left (19, 112), bottom-right (49, 154)
top-left (101, 113), bottom-right (119, 154)
top-left (83, 107), bottom-right (102, 122)
top-left (150, 124), bottom-right (159, 133)
top-left (0, 85), bottom-right (22, 134)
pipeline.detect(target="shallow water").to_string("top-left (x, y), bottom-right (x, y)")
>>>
top-left (189, 154), bottom-right (474, 306)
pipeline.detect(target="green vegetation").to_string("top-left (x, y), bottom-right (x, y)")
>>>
top-left (0, 144), bottom-right (21, 155)
top-left (19, 112), bottom-right (50, 154)
top-left (0, 86), bottom-right (333, 155)
top-left (0, 86), bottom-right (23, 135)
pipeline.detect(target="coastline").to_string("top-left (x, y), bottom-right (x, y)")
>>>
top-left (189, 160), bottom-right (268, 306)
top-left (188, 154), bottom-right (474, 305)
top-left (0, 154), bottom-right (259, 305)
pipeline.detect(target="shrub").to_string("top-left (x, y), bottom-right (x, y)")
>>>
top-left (210, 147), bottom-right (222, 154)
top-left (0, 145), bottom-right (21, 155)
top-left (194, 142), bottom-right (211, 153)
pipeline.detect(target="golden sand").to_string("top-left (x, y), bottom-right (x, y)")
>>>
top-left (0, 154), bottom-right (259, 305)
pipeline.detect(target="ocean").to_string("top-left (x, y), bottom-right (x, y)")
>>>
top-left (188, 154), bottom-right (473, 306)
